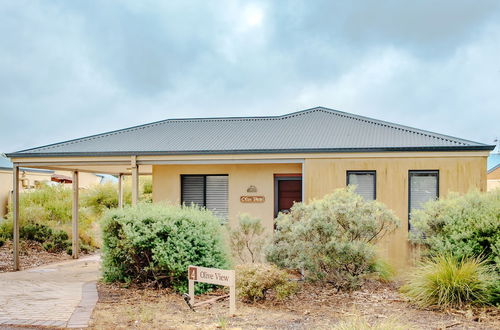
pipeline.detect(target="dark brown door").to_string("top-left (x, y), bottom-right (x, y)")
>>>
top-left (276, 178), bottom-right (302, 216)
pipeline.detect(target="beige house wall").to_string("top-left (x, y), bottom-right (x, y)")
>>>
top-left (153, 154), bottom-right (487, 270)
top-left (304, 156), bottom-right (487, 270)
top-left (152, 163), bottom-right (302, 230)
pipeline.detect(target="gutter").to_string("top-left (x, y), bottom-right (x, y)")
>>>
top-left (6, 145), bottom-right (496, 158)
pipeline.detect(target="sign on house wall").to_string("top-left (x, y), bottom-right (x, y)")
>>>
top-left (188, 266), bottom-right (236, 314)
top-left (240, 196), bottom-right (265, 203)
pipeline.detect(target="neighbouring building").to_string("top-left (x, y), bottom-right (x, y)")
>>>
top-left (6, 107), bottom-right (494, 269)
top-left (487, 153), bottom-right (500, 191)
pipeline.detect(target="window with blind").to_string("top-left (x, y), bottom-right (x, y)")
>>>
top-left (347, 171), bottom-right (376, 200)
top-left (408, 170), bottom-right (439, 230)
top-left (181, 175), bottom-right (229, 221)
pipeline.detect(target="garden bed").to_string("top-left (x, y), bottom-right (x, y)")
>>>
top-left (0, 240), bottom-right (73, 272)
top-left (89, 281), bottom-right (500, 329)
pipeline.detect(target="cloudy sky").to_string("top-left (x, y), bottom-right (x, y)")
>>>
top-left (1, 0), bottom-right (499, 153)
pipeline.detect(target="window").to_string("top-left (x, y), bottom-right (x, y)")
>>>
top-left (181, 175), bottom-right (228, 221)
top-left (408, 170), bottom-right (439, 230)
top-left (347, 171), bottom-right (376, 200)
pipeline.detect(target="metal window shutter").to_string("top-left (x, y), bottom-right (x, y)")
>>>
top-left (348, 173), bottom-right (375, 200)
top-left (206, 176), bottom-right (229, 221)
top-left (182, 176), bottom-right (204, 207)
top-left (410, 173), bottom-right (438, 212)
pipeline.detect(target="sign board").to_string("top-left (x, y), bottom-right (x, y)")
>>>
top-left (188, 266), bottom-right (236, 314)
top-left (240, 195), bottom-right (265, 203)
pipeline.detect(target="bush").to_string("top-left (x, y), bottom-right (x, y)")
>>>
top-left (401, 255), bottom-right (497, 308)
top-left (236, 263), bottom-right (298, 302)
top-left (20, 223), bottom-right (52, 243)
top-left (229, 214), bottom-right (269, 263)
top-left (266, 187), bottom-right (400, 290)
top-left (101, 203), bottom-right (230, 293)
top-left (6, 185), bottom-right (97, 248)
top-left (81, 183), bottom-right (120, 214)
top-left (409, 190), bottom-right (500, 272)
top-left (369, 259), bottom-right (395, 283)
top-left (19, 223), bottom-right (71, 253)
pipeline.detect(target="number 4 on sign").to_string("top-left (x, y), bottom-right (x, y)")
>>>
top-left (187, 265), bottom-right (236, 315)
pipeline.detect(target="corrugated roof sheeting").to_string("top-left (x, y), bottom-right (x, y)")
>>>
top-left (8, 107), bottom-right (493, 157)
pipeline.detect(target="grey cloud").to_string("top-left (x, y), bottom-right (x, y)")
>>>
top-left (0, 0), bottom-right (499, 153)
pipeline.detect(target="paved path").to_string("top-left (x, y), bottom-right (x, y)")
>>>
top-left (0, 255), bottom-right (100, 328)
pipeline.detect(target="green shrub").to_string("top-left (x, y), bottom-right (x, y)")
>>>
top-left (409, 190), bottom-right (500, 272)
top-left (81, 183), bottom-right (119, 214)
top-left (0, 236), bottom-right (5, 248)
top-left (20, 223), bottom-right (53, 243)
top-left (369, 258), bottom-right (395, 283)
top-left (18, 223), bottom-right (71, 253)
top-left (0, 219), bottom-right (13, 241)
top-left (101, 203), bottom-right (230, 293)
top-left (6, 185), bottom-right (97, 247)
top-left (266, 187), bottom-right (400, 291)
top-left (229, 214), bottom-right (269, 263)
top-left (236, 263), bottom-right (298, 302)
top-left (401, 255), bottom-right (497, 308)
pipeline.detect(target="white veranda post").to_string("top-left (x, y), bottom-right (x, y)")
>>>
top-left (12, 165), bottom-right (20, 271)
top-left (72, 171), bottom-right (79, 259)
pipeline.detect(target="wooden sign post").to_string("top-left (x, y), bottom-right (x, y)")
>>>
top-left (188, 265), bottom-right (236, 315)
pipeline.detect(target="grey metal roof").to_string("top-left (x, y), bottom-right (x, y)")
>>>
top-left (7, 107), bottom-right (495, 158)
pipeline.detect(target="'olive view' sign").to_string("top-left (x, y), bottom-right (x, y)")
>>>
top-left (188, 265), bottom-right (236, 314)
top-left (240, 195), bottom-right (265, 203)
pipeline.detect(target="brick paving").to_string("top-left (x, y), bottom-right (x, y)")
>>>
top-left (0, 255), bottom-right (100, 328)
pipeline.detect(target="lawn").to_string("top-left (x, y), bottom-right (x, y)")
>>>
top-left (89, 281), bottom-right (500, 329)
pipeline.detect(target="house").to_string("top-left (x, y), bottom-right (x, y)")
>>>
top-left (487, 153), bottom-right (500, 191)
top-left (0, 154), bottom-right (104, 218)
top-left (6, 107), bottom-right (494, 270)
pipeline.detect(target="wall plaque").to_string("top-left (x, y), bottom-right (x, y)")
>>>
top-left (240, 195), bottom-right (265, 203)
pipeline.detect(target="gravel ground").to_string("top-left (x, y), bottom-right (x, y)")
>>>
top-left (90, 281), bottom-right (500, 329)
top-left (0, 240), bottom-right (72, 273)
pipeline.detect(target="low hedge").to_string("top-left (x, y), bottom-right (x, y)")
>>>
top-left (101, 203), bottom-right (230, 293)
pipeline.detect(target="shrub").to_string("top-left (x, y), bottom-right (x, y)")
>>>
top-left (0, 236), bottom-right (4, 248)
top-left (6, 185), bottom-right (97, 248)
top-left (20, 223), bottom-right (53, 243)
top-left (0, 219), bottom-right (13, 241)
top-left (19, 223), bottom-right (71, 253)
top-left (266, 187), bottom-right (400, 290)
top-left (81, 183), bottom-right (119, 214)
top-left (236, 263), bottom-right (298, 302)
top-left (409, 190), bottom-right (500, 272)
top-left (401, 255), bottom-right (497, 308)
top-left (101, 203), bottom-right (230, 293)
top-left (229, 214), bottom-right (269, 263)
top-left (369, 258), bottom-right (395, 283)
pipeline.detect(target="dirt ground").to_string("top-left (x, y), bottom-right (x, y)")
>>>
top-left (0, 240), bottom-right (72, 273)
top-left (89, 281), bottom-right (499, 330)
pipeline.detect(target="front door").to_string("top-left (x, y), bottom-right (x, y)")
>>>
top-left (274, 175), bottom-right (302, 217)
